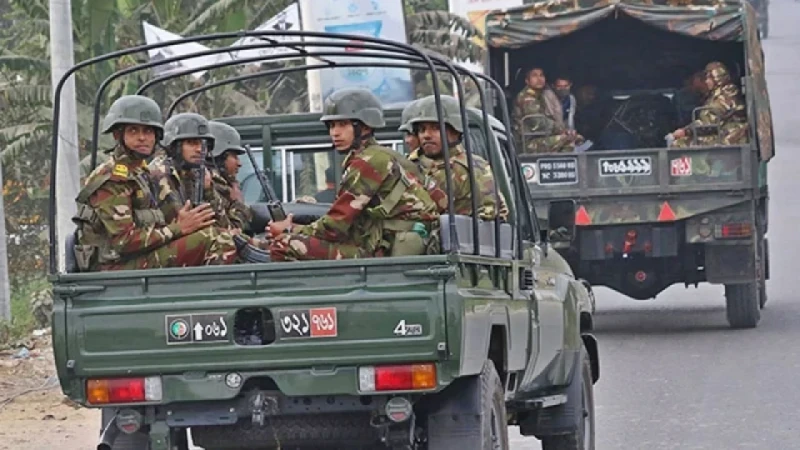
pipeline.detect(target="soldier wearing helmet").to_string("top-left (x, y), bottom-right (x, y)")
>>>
top-left (71, 96), bottom-right (236, 271)
top-left (398, 100), bottom-right (430, 171)
top-left (669, 61), bottom-right (749, 148)
top-left (206, 121), bottom-right (252, 233)
top-left (266, 88), bottom-right (439, 260)
top-left (149, 113), bottom-right (232, 230)
top-left (409, 94), bottom-right (508, 221)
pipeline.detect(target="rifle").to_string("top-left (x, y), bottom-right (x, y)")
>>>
top-left (243, 144), bottom-right (286, 222)
top-left (192, 141), bottom-right (207, 207)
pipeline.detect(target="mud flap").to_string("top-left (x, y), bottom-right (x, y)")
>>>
top-left (519, 350), bottom-right (583, 439)
top-left (705, 243), bottom-right (756, 284)
top-left (426, 375), bottom-right (483, 448)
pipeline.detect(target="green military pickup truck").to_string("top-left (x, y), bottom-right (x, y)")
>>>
top-left (49, 32), bottom-right (599, 450)
top-left (485, 0), bottom-right (774, 329)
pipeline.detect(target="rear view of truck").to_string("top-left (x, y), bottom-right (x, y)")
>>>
top-left (485, 0), bottom-right (774, 328)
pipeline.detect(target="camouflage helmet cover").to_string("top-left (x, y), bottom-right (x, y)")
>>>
top-left (101, 95), bottom-right (164, 135)
top-left (408, 94), bottom-right (465, 133)
top-left (208, 121), bottom-right (245, 158)
top-left (162, 112), bottom-right (215, 147)
top-left (398, 99), bottom-right (421, 133)
top-left (319, 87), bottom-right (386, 128)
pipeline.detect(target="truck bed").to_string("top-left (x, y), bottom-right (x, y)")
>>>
top-left (51, 256), bottom-right (452, 401)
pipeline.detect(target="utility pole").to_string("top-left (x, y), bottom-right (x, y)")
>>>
top-left (0, 156), bottom-right (10, 321)
top-left (49, 0), bottom-right (80, 274)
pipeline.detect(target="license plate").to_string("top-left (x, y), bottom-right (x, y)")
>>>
top-left (278, 307), bottom-right (338, 339)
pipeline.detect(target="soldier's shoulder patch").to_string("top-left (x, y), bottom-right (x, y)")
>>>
top-left (111, 164), bottom-right (129, 179)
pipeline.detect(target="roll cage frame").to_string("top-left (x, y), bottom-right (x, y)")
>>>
top-left (49, 29), bottom-right (541, 274)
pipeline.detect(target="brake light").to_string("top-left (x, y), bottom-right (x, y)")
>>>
top-left (359, 363), bottom-right (437, 392)
top-left (717, 223), bottom-right (752, 238)
top-left (86, 376), bottom-right (162, 405)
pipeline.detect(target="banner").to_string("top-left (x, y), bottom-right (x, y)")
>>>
top-left (226, 3), bottom-right (304, 63)
top-left (298, 0), bottom-right (414, 112)
top-left (141, 21), bottom-right (226, 79)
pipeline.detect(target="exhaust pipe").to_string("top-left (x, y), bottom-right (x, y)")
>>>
top-left (97, 415), bottom-right (121, 450)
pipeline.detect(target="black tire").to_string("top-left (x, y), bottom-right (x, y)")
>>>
top-left (100, 408), bottom-right (150, 450)
top-left (541, 346), bottom-right (596, 450)
top-left (480, 359), bottom-right (510, 450)
top-left (725, 282), bottom-right (761, 329)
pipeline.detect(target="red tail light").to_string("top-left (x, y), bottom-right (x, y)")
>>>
top-left (717, 223), bottom-right (752, 239)
top-left (359, 363), bottom-right (437, 392)
top-left (86, 377), bottom-right (162, 405)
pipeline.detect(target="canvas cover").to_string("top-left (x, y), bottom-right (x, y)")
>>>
top-left (485, 0), bottom-right (774, 161)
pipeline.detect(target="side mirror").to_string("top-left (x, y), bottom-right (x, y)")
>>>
top-left (544, 199), bottom-right (577, 243)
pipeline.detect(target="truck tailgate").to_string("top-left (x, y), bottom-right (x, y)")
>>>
top-left (53, 257), bottom-right (449, 377)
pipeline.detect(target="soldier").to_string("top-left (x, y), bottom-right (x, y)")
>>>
top-left (207, 120), bottom-right (253, 233)
top-left (71, 95), bottom-right (237, 271)
top-left (398, 100), bottom-right (427, 167)
top-left (149, 113), bottom-right (232, 229)
top-left (669, 61), bottom-right (749, 148)
top-left (409, 95), bottom-right (508, 221)
top-left (265, 88), bottom-right (440, 261)
top-left (512, 67), bottom-right (585, 154)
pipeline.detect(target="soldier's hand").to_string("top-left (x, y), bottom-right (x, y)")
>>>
top-left (230, 183), bottom-right (243, 202)
top-left (672, 128), bottom-right (687, 139)
top-left (203, 168), bottom-right (213, 190)
top-left (177, 200), bottom-right (216, 235)
top-left (267, 213), bottom-right (294, 238)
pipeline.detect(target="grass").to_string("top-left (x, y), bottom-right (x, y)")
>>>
top-left (0, 276), bottom-right (48, 346)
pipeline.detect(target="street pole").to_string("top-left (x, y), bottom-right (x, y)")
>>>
top-left (49, 0), bottom-right (80, 274)
top-left (0, 156), bottom-right (10, 321)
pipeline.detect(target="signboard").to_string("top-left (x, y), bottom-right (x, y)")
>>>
top-left (537, 157), bottom-right (578, 185)
top-left (299, 0), bottom-right (415, 112)
top-left (165, 313), bottom-right (229, 345)
top-left (598, 157), bottom-right (653, 177)
top-left (226, 3), bottom-right (304, 63)
top-left (448, 0), bottom-right (524, 50)
top-left (141, 21), bottom-right (222, 79)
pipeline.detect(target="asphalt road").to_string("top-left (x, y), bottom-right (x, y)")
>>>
top-left (510, 0), bottom-right (800, 448)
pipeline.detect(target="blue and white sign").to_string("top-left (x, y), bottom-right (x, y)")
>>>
top-left (299, 0), bottom-right (415, 112)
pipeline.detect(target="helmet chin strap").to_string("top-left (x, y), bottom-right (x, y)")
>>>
top-left (118, 136), bottom-right (149, 161)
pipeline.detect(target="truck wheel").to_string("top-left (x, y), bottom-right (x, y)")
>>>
top-left (100, 408), bottom-right (150, 450)
top-left (480, 359), bottom-right (510, 450)
top-left (725, 283), bottom-right (761, 329)
top-left (541, 346), bottom-right (595, 450)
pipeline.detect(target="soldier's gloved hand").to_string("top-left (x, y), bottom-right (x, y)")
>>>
top-left (177, 200), bottom-right (216, 235)
top-left (267, 213), bottom-right (294, 238)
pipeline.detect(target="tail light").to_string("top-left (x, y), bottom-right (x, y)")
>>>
top-left (358, 363), bottom-right (437, 392)
top-left (716, 223), bottom-right (753, 239)
top-left (86, 376), bottom-right (162, 405)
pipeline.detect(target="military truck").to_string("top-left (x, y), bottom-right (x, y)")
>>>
top-left (48, 31), bottom-right (599, 449)
top-left (484, 0), bottom-right (773, 329)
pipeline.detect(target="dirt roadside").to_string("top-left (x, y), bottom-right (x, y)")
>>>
top-left (0, 331), bottom-right (99, 450)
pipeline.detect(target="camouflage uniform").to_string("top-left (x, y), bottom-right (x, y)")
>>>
top-left (674, 62), bottom-right (749, 148)
top-left (512, 87), bottom-right (576, 154)
top-left (149, 113), bottom-right (232, 229)
top-left (72, 96), bottom-right (237, 271)
top-left (409, 95), bottom-right (509, 221)
top-left (208, 121), bottom-right (253, 232)
top-left (268, 88), bottom-right (440, 261)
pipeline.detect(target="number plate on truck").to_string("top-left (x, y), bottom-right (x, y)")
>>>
top-left (278, 307), bottom-right (338, 339)
top-left (165, 313), bottom-right (230, 345)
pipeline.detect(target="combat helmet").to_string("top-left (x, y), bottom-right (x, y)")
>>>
top-left (162, 112), bottom-right (215, 148)
top-left (398, 100), bottom-right (421, 133)
top-left (208, 121), bottom-right (245, 158)
top-left (319, 87), bottom-right (385, 128)
top-left (101, 95), bottom-right (164, 137)
top-left (408, 95), bottom-right (465, 133)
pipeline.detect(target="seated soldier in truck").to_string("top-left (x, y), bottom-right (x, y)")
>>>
top-left (408, 94), bottom-right (509, 222)
top-left (668, 61), bottom-right (749, 148)
top-left (263, 88), bottom-right (440, 261)
top-left (72, 95), bottom-right (238, 271)
top-left (149, 113), bottom-right (234, 231)
top-left (512, 67), bottom-right (586, 154)
top-left (399, 99), bottom-right (430, 172)
top-left (207, 120), bottom-right (253, 234)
